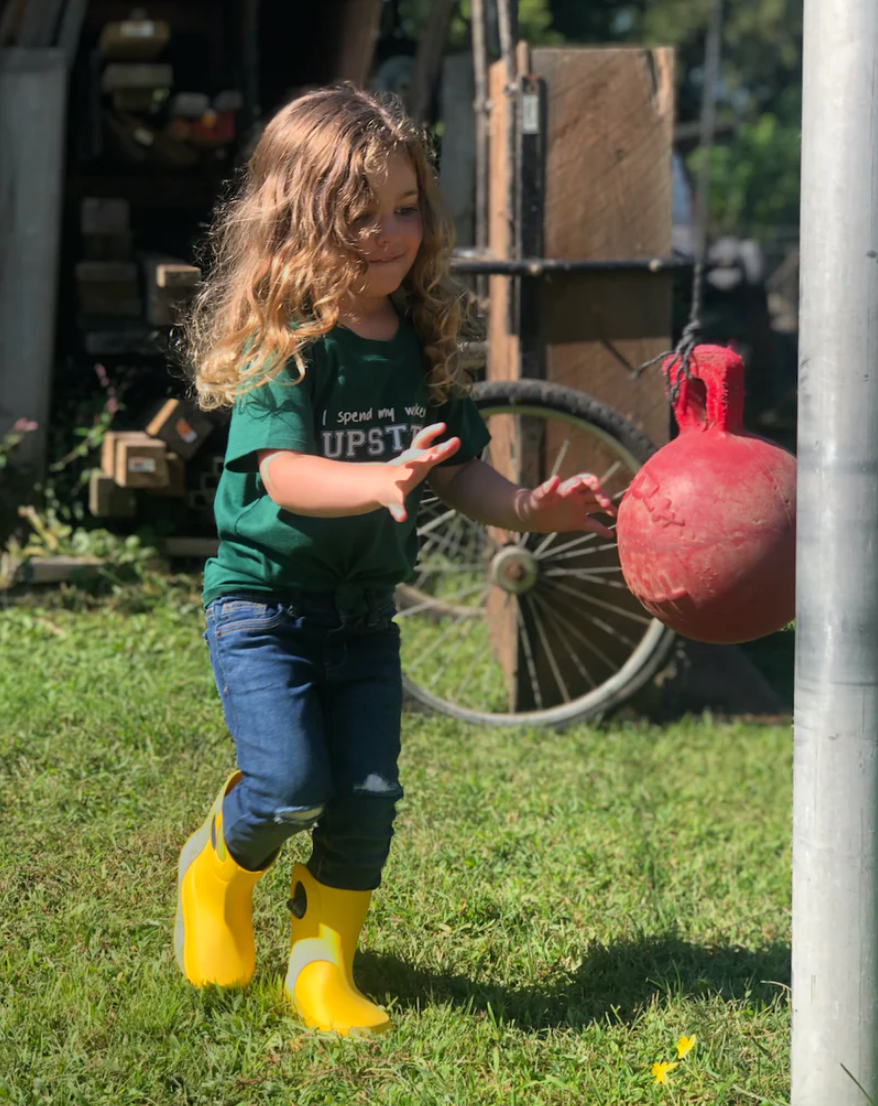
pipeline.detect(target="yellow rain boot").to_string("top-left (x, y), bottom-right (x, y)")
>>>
top-left (175, 770), bottom-right (276, 988)
top-left (283, 863), bottom-right (391, 1036)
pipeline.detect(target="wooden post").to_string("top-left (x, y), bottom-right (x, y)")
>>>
top-left (485, 45), bottom-right (675, 711)
top-left (439, 52), bottom-right (476, 248)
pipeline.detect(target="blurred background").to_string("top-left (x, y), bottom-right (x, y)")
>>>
top-left (0, 0), bottom-right (802, 709)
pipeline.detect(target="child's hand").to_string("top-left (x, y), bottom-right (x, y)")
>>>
top-left (518, 473), bottom-right (617, 538)
top-left (379, 423), bottom-right (461, 522)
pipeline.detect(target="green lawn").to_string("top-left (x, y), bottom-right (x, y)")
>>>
top-left (0, 582), bottom-right (791, 1105)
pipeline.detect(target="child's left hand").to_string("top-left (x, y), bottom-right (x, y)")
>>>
top-left (519, 473), bottom-right (617, 538)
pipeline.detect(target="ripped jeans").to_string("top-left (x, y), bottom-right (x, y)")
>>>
top-left (204, 588), bottom-right (404, 891)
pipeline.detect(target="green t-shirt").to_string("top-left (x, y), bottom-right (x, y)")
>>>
top-left (202, 321), bottom-right (491, 606)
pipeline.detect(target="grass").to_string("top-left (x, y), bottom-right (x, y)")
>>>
top-left (0, 581), bottom-right (792, 1105)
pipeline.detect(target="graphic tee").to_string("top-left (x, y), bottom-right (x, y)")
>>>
top-left (202, 321), bottom-right (491, 605)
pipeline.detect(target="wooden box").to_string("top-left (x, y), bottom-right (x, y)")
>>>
top-left (88, 470), bottom-right (137, 518)
top-left (141, 255), bottom-right (200, 326)
top-left (145, 398), bottom-right (212, 460)
top-left (101, 430), bottom-right (168, 489)
top-left (75, 261), bottom-right (141, 317)
top-left (144, 453), bottom-right (186, 498)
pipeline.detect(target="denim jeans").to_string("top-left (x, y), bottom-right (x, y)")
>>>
top-left (203, 588), bottom-right (404, 891)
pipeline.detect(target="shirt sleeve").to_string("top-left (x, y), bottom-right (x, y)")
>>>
top-left (433, 391), bottom-right (491, 468)
top-left (223, 357), bottom-right (317, 474)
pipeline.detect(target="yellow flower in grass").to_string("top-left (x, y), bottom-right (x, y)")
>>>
top-left (676, 1034), bottom-right (697, 1059)
top-left (652, 1062), bottom-right (678, 1084)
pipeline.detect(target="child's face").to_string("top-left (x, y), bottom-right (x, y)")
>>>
top-left (353, 152), bottom-right (423, 299)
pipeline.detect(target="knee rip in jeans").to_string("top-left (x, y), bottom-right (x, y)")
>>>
top-left (273, 804), bottom-right (324, 828)
top-left (353, 774), bottom-right (402, 797)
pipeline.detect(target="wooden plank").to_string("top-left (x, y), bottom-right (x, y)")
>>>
top-left (88, 470), bottom-right (137, 517)
top-left (438, 53), bottom-right (476, 247)
top-left (17, 555), bottom-right (104, 584)
top-left (485, 52), bottom-right (521, 707)
top-left (483, 45), bottom-right (675, 713)
top-left (532, 46), bottom-right (674, 449)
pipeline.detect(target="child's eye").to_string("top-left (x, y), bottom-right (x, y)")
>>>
top-left (397, 206), bottom-right (420, 217)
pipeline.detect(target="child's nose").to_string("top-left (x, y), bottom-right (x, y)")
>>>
top-left (374, 217), bottom-right (393, 243)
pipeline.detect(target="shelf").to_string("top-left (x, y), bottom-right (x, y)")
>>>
top-left (68, 172), bottom-right (227, 209)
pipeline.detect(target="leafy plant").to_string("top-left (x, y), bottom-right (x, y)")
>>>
top-left (0, 418), bottom-right (38, 470)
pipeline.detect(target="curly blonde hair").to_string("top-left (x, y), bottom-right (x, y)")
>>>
top-left (182, 85), bottom-right (472, 410)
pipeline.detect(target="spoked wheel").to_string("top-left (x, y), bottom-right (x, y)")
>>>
top-left (396, 379), bottom-right (676, 728)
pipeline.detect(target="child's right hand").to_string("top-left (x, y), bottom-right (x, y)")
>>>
top-left (377, 423), bottom-right (461, 522)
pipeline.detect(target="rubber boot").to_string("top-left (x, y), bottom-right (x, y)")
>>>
top-left (283, 863), bottom-right (391, 1036)
top-left (175, 769), bottom-right (276, 988)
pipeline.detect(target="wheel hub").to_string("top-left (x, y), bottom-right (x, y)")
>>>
top-left (490, 545), bottom-right (539, 595)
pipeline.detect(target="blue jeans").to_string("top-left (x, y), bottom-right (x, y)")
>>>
top-left (203, 588), bottom-right (404, 891)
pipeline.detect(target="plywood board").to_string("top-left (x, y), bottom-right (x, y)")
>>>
top-left (531, 45), bottom-right (674, 449)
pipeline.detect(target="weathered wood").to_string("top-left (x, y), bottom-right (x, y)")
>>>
top-left (145, 398), bottom-right (212, 460)
top-left (101, 430), bottom-right (169, 489)
top-left (438, 52), bottom-right (476, 247)
top-left (529, 45), bottom-right (674, 448)
top-left (88, 470), bottom-right (137, 518)
top-left (140, 254), bottom-right (200, 326)
top-left (16, 555), bottom-right (104, 584)
top-left (485, 52), bottom-right (521, 705)
top-left (144, 453), bottom-right (185, 498)
top-left (483, 44), bottom-right (675, 712)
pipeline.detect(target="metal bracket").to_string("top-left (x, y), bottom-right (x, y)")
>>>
top-left (450, 255), bottom-right (692, 276)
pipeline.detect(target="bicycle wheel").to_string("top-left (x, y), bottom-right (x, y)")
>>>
top-left (397, 379), bottom-right (676, 727)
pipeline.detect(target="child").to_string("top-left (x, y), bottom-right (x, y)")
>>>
top-left (175, 85), bottom-right (615, 1037)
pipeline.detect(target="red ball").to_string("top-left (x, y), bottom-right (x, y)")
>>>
top-left (616, 345), bottom-right (796, 644)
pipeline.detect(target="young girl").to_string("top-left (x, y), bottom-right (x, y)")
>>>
top-left (175, 85), bottom-right (614, 1037)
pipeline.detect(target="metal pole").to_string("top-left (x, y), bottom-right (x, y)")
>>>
top-left (792, 0), bottom-right (878, 1101)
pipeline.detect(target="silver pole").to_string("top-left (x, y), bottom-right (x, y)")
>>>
top-left (793, 0), bottom-right (878, 1101)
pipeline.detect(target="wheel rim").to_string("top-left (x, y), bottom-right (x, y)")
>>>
top-left (397, 398), bottom-right (673, 726)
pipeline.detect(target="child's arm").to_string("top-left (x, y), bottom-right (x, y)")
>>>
top-left (258, 423), bottom-right (460, 521)
top-left (428, 458), bottom-right (616, 538)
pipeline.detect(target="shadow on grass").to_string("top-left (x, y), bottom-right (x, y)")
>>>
top-left (354, 935), bottom-right (791, 1031)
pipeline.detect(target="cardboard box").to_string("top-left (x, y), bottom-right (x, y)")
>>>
top-left (146, 399), bottom-right (213, 461)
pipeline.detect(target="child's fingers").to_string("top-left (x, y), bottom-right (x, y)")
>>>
top-left (585, 517), bottom-right (616, 539)
top-left (531, 475), bottom-right (561, 502)
top-left (559, 473), bottom-right (616, 514)
top-left (415, 436), bottom-right (461, 468)
top-left (411, 423), bottom-right (448, 451)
